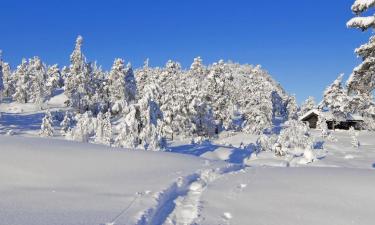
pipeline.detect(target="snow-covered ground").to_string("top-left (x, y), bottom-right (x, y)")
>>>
top-left (198, 167), bottom-right (375, 225)
top-left (0, 136), bottom-right (230, 225)
top-left (1, 99), bottom-right (375, 225)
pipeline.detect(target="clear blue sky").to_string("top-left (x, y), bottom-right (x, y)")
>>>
top-left (0, 0), bottom-right (370, 103)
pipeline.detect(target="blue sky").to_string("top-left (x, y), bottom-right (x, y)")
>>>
top-left (0, 0), bottom-right (370, 103)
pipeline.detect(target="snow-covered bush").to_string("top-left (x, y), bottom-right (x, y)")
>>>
top-left (317, 116), bottom-right (330, 138)
top-left (349, 127), bottom-right (360, 148)
top-left (71, 112), bottom-right (95, 142)
top-left (255, 134), bottom-right (278, 152)
top-left (60, 112), bottom-right (74, 135)
top-left (94, 111), bottom-right (112, 145)
top-left (277, 120), bottom-right (314, 155)
top-left (40, 110), bottom-right (54, 137)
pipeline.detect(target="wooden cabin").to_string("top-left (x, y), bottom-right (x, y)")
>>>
top-left (299, 109), bottom-right (364, 130)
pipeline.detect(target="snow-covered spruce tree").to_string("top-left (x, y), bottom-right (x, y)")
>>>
top-left (276, 120), bottom-right (314, 156)
top-left (95, 111), bottom-right (112, 145)
top-left (319, 74), bottom-right (349, 117)
top-left (206, 60), bottom-right (232, 131)
top-left (108, 58), bottom-right (128, 113)
top-left (347, 0), bottom-right (375, 95)
top-left (124, 62), bottom-right (137, 103)
top-left (190, 56), bottom-right (207, 76)
top-left (46, 64), bottom-right (62, 97)
top-left (299, 96), bottom-right (316, 117)
top-left (189, 97), bottom-right (216, 137)
top-left (115, 105), bottom-right (140, 149)
top-left (40, 110), bottom-right (54, 137)
top-left (71, 112), bottom-right (94, 142)
top-left (60, 111), bottom-right (74, 135)
top-left (138, 85), bottom-right (165, 151)
top-left (349, 126), bottom-right (360, 148)
top-left (28, 57), bottom-right (48, 105)
top-left (256, 133), bottom-right (278, 152)
top-left (317, 115), bottom-right (329, 138)
top-left (2, 62), bottom-right (14, 98)
top-left (285, 95), bottom-right (299, 120)
top-left (13, 59), bottom-right (30, 103)
top-left (64, 36), bottom-right (95, 113)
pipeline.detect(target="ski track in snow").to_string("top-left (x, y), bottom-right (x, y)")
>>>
top-left (156, 164), bottom-right (244, 225)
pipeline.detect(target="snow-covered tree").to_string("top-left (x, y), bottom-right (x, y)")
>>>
top-left (95, 111), bottom-right (112, 145)
top-left (138, 85), bottom-right (165, 151)
top-left (124, 62), bottom-right (137, 103)
top-left (64, 36), bottom-right (95, 112)
top-left (29, 57), bottom-right (48, 105)
top-left (108, 58), bottom-right (127, 112)
top-left (319, 74), bottom-right (349, 117)
top-left (299, 96), bottom-right (316, 117)
top-left (46, 64), bottom-right (62, 97)
top-left (189, 97), bottom-right (216, 137)
top-left (277, 120), bottom-right (314, 156)
top-left (71, 112), bottom-right (94, 142)
top-left (2, 62), bottom-right (14, 98)
top-left (317, 116), bottom-right (329, 138)
top-left (13, 59), bottom-right (30, 103)
top-left (60, 111), bottom-right (74, 135)
top-left (347, 0), bottom-right (375, 95)
top-left (285, 95), bottom-right (299, 120)
top-left (115, 105), bottom-right (140, 149)
top-left (190, 56), bottom-right (207, 76)
top-left (349, 126), bottom-right (360, 148)
top-left (40, 110), bottom-right (54, 137)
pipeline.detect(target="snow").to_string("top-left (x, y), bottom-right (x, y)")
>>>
top-left (347, 16), bottom-right (375, 30)
top-left (198, 167), bottom-right (375, 225)
top-left (351, 0), bottom-right (375, 14)
top-left (0, 136), bottom-right (225, 225)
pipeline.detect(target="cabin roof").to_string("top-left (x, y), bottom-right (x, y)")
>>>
top-left (299, 109), bottom-right (364, 122)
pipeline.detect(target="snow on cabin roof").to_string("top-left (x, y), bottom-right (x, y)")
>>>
top-left (299, 109), bottom-right (364, 122)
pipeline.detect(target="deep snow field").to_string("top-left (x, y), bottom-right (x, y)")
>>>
top-left (1, 97), bottom-right (375, 225)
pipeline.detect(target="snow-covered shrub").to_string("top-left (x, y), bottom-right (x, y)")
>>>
top-left (349, 127), bottom-right (360, 148)
top-left (94, 111), bottom-right (112, 145)
top-left (317, 116), bottom-right (329, 138)
top-left (277, 120), bottom-right (314, 155)
top-left (71, 112), bottom-right (95, 142)
top-left (40, 110), bottom-right (54, 137)
top-left (60, 112), bottom-right (74, 135)
top-left (255, 134), bottom-right (278, 152)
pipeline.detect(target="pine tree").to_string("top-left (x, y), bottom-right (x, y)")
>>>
top-left (64, 36), bottom-right (94, 112)
top-left (115, 105), bottom-right (140, 149)
top-left (13, 59), bottom-right (30, 103)
top-left (29, 57), bottom-right (48, 105)
top-left (349, 126), bottom-right (360, 148)
top-left (2, 62), bottom-right (14, 98)
top-left (138, 85), bottom-right (164, 150)
top-left (299, 96), bottom-right (316, 117)
top-left (124, 62), bottom-right (137, 103)
top-left (347, 0), bottom-right (375, 95)
top-left (72, 112), bottom-right (93, 142)
top-left (317, 115), bottom-right (329, 138)
top-left (40, 110), bottom-right (54, 137)
top-left (285, 95), bottom-right (299, 120)
top-left (319, 74), bottom-right (349, 117)
top-left (60, 112), bottom-right (74, 135)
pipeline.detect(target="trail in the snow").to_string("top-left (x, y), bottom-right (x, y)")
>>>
top-left (162, 164), bottom-right (244, 225)
top-left (134, 163), bottom-right (243, 225)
